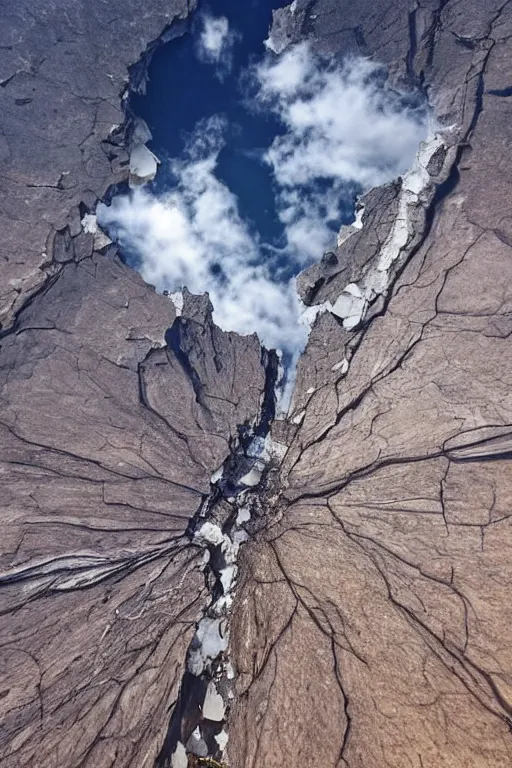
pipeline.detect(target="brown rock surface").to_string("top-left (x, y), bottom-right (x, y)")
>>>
top-left (0, 248), bottom-right (269, 767)
top-left (229, 1), bottom-right (512, 766)
top-left (0, 2), bottom-right (272, 766)
top-left (1, 0), bottom-right (512, 766)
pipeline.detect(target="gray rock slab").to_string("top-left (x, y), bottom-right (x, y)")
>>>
top-left (229, 2), bottom-right (512, 767)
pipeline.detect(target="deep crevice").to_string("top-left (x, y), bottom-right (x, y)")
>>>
top-left (154, 346), bottom-right (280, 766)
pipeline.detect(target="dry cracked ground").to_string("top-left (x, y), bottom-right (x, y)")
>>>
top-left (1, 1), bottom-right (512, 767)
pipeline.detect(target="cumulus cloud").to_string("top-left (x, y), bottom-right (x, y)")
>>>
top-left (257, 44), bottom-right (426, 186)
top-left (195, 14), bottom-right (237, 76)
top-left (99, 45), bottom-right (428, 371)
top-left (254, 43), bottom-right (428, 259)
top-left (98, 117), bottom-right (306, 354)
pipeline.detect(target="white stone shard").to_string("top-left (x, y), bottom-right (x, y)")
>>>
top-left (81, 213), bottom-right (112, 250)
top-left (306, 387), bottom-right (316, 395)
top-left (247, 434), bottom-right (287, 464)
top-left (213, 594), bottom-right (233, 614)
top-left (331, 358), bottom-right (349, 374)
top-left (264, 434), bottom-right (288, 460)
top-left (215, 729), bottom-right (229, 750)
top-left (129, 144), bottom-right (159, 186)
top-left (81, 213), bottom-right (98, 234)
top-left (195, 522), bottom-right (224, 547)
top-left (344, 282), bottom-right (363, 298)
top-left (171, 742), bottom-right (188, 768)
top-left (291, 409), bottom-right (305, 425)
top-left (202, 682), bottom-right (225, 721)
top-left (169, 290), bottom-right (184, 317)
top-left (236, 506), bottom-right (251, 525)
top-left (233, 529), bottom-right (249, 546)
top-left (239, 433), bottom-right (287, 489)
top-left (376, 133), bottom-right (445, 275)
top-left (343, 314), bottom-right (362, 330)
top-left (188, 617), bottom-right (228, 676)
top-left (239, 466), bottom-right (262, 487)
top-left (220, 564), bottom-right (237, 594)
top-left (329, 287), bottom-right (367, 328)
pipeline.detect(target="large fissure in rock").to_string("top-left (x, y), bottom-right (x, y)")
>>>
top-left (81, 5), bottom-right (440, 765)
top-left (155, 341), bottom-right (282, 766)
top-left (97, 0), bottom-right (430, 377)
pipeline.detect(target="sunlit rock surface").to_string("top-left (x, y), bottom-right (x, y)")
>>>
top-left (229, 1), bottom-right (512, 767)
top-left (1, 0), bottom-right (512, 767)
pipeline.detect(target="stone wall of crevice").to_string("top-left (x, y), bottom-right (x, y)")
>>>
top-left (0, 3), bottom-right (276, 767)
top-left (229, 2), bottom-right (512, 766)
top-left (0, 0), bottom-right (196, 331)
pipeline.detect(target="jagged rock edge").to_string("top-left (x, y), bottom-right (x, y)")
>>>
top-left (154, 351), bottom-right (284, 767)
top-left (284, 31), bottom-right (496, 462)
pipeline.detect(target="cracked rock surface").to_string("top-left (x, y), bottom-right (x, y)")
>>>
top-left (0, 251), bottom-right (270, 766)
top-left (0, 2), bottom-right (271, 765)
top-left (0, 0), bottom-right (195, 329)
top-left (1, 0), bottom-right (512, 767)
top-left (229, 1), bottom-right (512, 766)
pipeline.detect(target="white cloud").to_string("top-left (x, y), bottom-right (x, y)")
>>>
top-left (196, 14), bottom-right (237, 76)
top-left (257, 44), bottom-right (426, 187)
top-left (254, 44), bottom-right (428, 258)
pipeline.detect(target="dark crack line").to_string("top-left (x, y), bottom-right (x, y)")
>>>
top-left (324, 499), bottom-right (512, 729)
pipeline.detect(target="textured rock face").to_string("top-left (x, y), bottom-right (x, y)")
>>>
top-left (0, 2), bottom-right (270, 766)
top-left (1, 1), bottom-right (512, 767)
top-left (229, 1), bottom-right (512, 767)
top-left (0, 253), bottom-right (271, 766)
